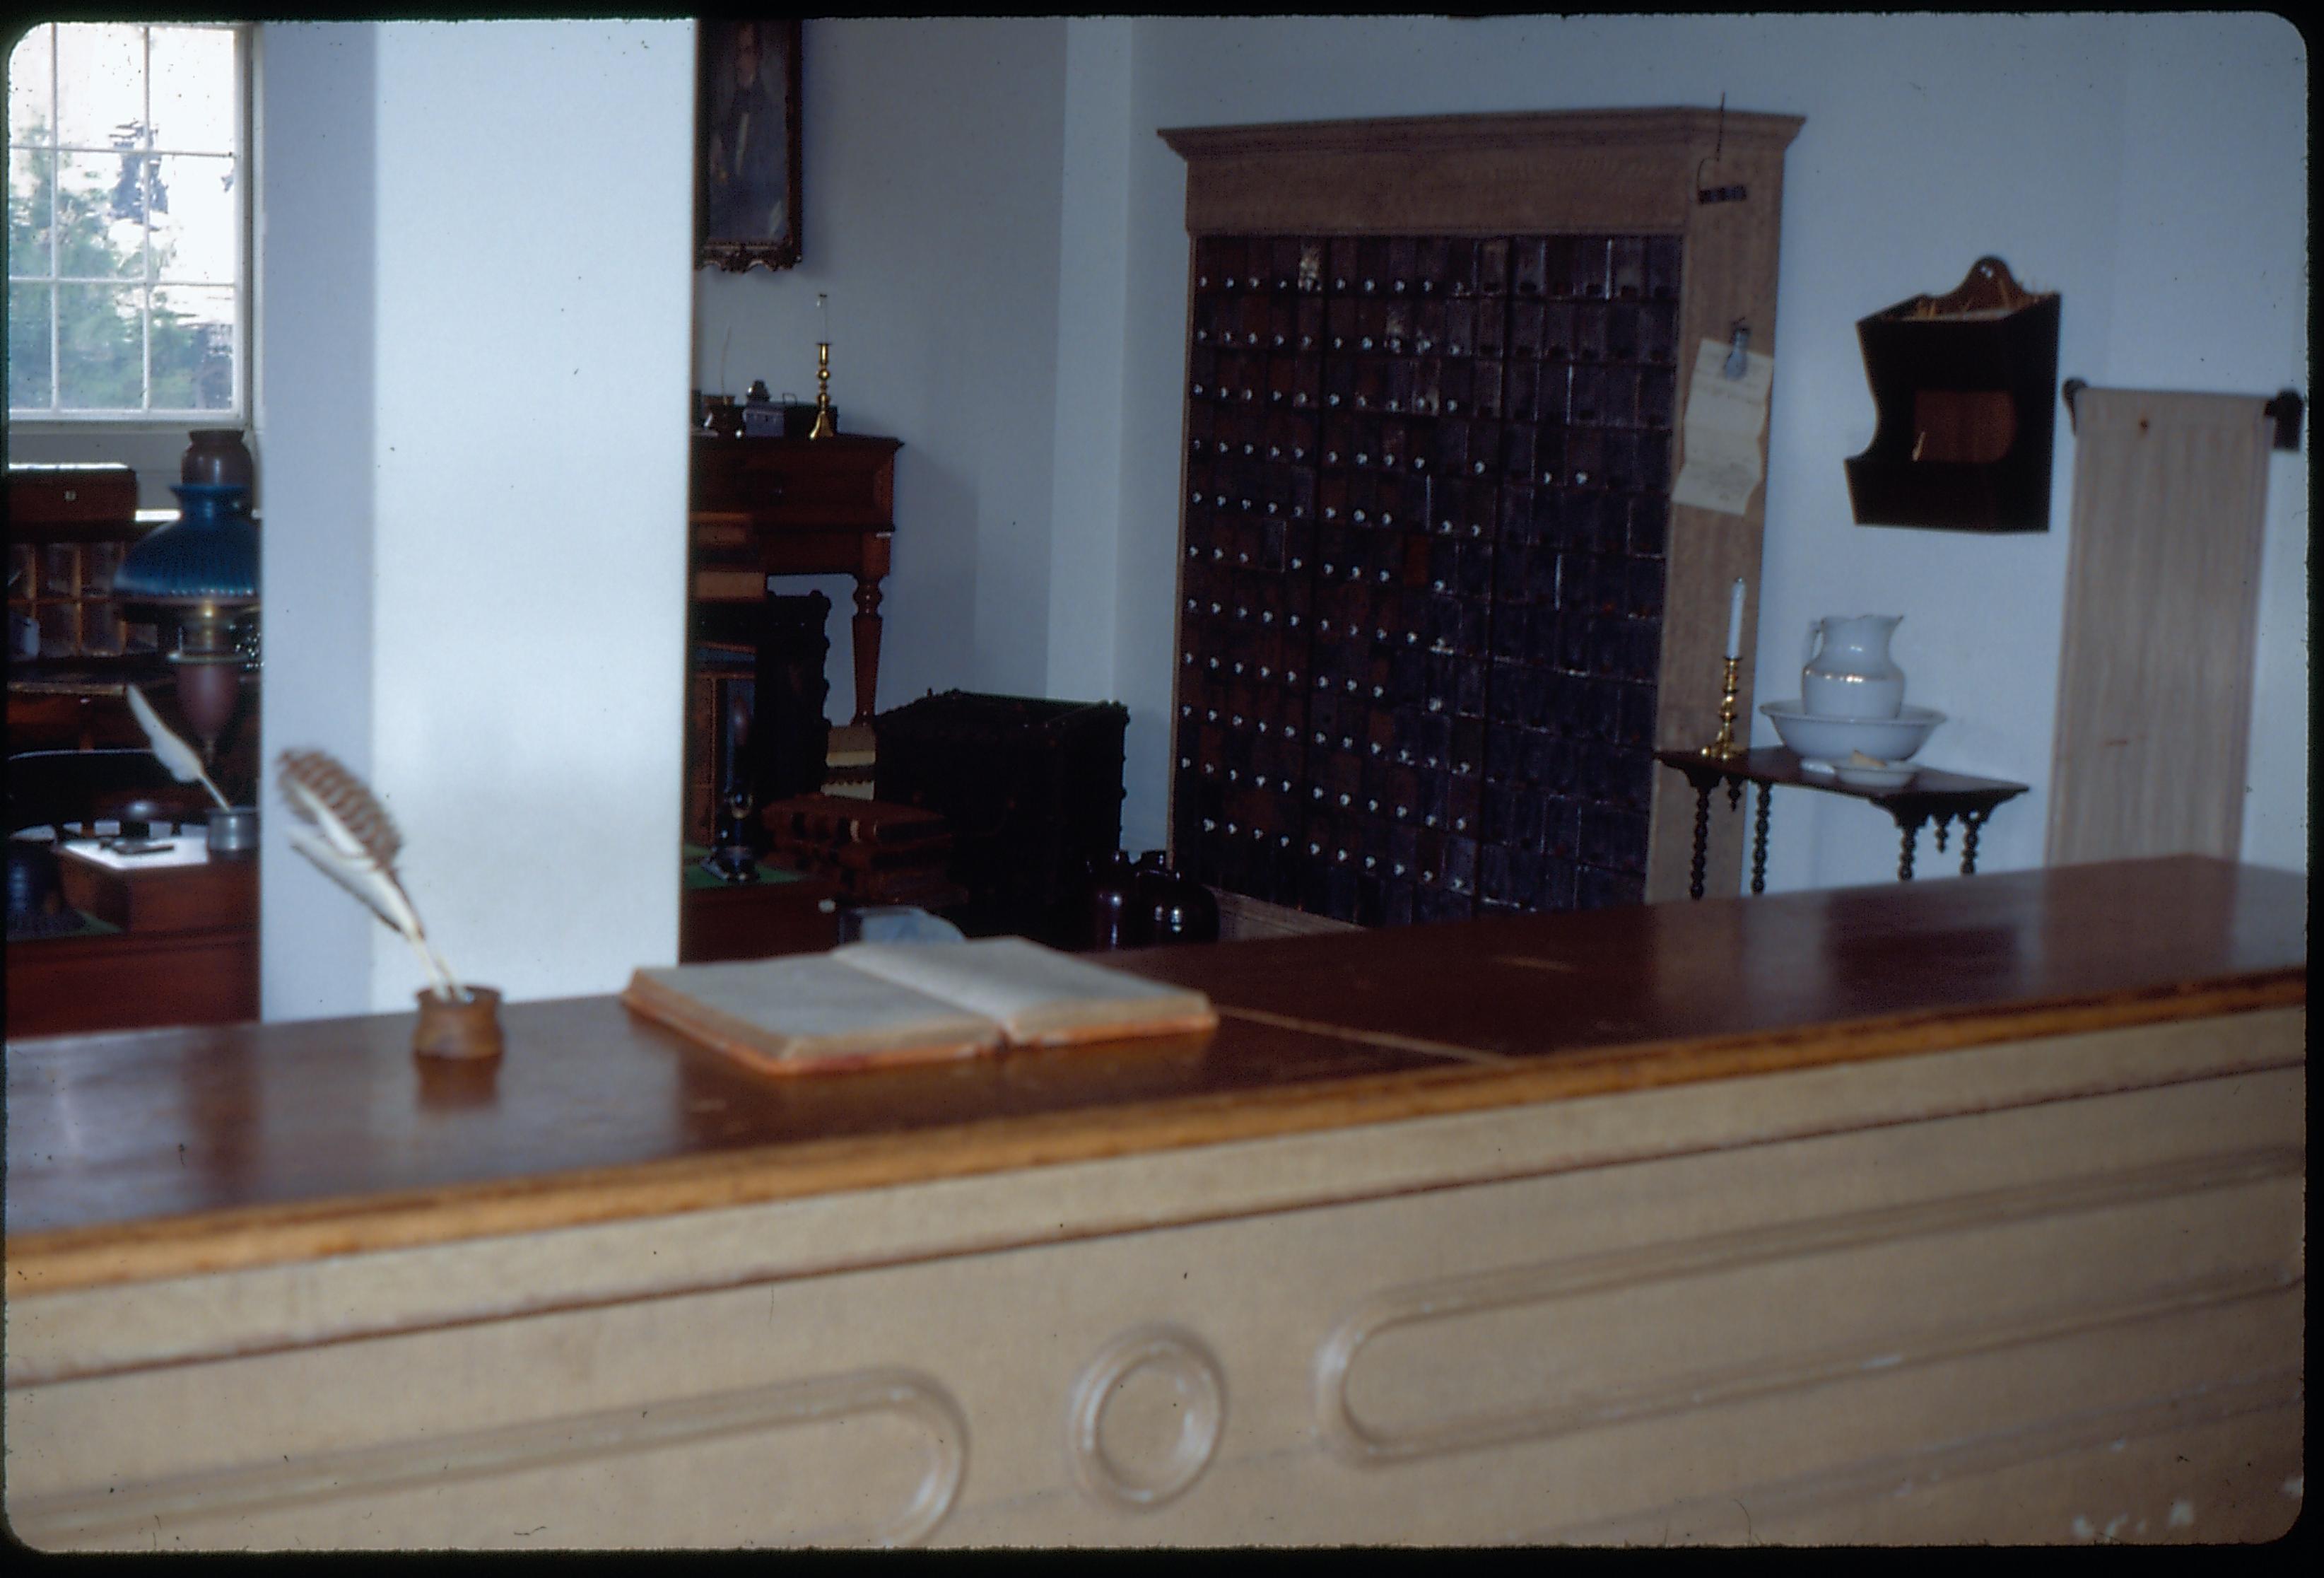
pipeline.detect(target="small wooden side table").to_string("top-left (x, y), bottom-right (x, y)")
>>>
top-left (1655, 747), bottom-right (2031, 899)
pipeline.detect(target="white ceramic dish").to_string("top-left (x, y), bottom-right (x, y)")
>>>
top-left (1759, 701), bottom-right (1944, 767)
top-left (1835, 763), bottom-right (1917, 789)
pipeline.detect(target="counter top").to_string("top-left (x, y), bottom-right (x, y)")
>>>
top-left (5, 856), bottom-right (2304, 1294)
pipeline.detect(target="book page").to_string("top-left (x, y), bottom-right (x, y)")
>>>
top-left (623, 954), bottom-right (1000, 1068)
top-left (62, 834), bottom-right (211, 870)
top-left (833, 937), bottom-right (1217, 1046)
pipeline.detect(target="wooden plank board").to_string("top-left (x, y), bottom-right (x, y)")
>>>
top-left (2047, 390), bottom-right (2274, 864)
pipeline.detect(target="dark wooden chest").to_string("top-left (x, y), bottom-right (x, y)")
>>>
top-left (873, 691), bottom-right (1128, 945)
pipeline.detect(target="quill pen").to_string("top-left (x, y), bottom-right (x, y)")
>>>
top-left (126, 684), bottom-right (232, 810)
top-left (276, 749), bottom-right (467, 1002)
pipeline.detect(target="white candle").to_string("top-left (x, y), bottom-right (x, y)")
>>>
top-left (816, 292), bottom-right (830, 350)
top-left (1725, 578), bottom-right (1746, 660)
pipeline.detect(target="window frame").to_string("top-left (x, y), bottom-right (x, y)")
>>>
top-left (6, 20), bottom-right (255, 430)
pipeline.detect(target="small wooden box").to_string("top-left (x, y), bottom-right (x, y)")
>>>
top-left (678, 863), bottom-right (842, 964)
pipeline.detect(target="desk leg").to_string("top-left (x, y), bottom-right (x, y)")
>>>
top-left (850, 576), bottom-right (884, 726)
top-left (1688, 782), bottom-right (1714, 901)
top-left (1960, 810), bottom-right (1992, 875)
top-left (1750, 783), bottom-right (1771, 895)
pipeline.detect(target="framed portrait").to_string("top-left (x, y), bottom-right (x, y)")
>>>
top-left (697, 19), bottom-right (802, 271)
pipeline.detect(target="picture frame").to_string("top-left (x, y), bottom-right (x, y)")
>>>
top-left (696, 19), bottom-right (802, 272)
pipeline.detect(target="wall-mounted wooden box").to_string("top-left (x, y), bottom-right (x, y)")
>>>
top-left (1845, 257), bottom-right (2060, 533)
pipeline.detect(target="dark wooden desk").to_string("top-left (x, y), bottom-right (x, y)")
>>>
top-left (691, 433), bottom-right (902, 725)
top-left (5, 847), bottom-right (258, 1039)
top-left (1657, 747), bottom-right (2031, 897)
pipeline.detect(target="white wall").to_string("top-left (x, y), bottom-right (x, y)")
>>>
top-left (698, 15), bottom-right (2304, 895)
top-left (693, 18), bottom-right (1069, 725)
top-left (2104, 21), bottom-right (2309, 875)
top-left (1096, 13), bottom-right (2307, 887)
top-left (1046, 18), bottom-right (1136, 703)
top-left (259, 20), bottom-right (696, 1016)
top-left (253, 23), bottom-right (377, 1017)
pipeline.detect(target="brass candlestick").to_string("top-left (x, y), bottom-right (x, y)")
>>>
top-left (808, 341), bottom-right (837, 439)
top-left (1701, 655), bottom-right (1745, 760)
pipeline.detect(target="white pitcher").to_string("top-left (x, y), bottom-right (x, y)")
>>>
top-left (1802, 614), bottom-right (1906, 719)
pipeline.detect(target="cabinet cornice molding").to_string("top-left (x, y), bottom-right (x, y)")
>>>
top-left (1162, 107), bottom-right (1802, 238)
top-left (1161, 107), bottom-right (1804, 162)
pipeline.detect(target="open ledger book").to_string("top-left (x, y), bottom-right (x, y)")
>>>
top-left (621, 937), bottom-right (1219, 1077)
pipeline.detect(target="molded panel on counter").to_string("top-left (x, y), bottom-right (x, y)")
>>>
top-left (8, 1039), bottom-right (2303, 1548)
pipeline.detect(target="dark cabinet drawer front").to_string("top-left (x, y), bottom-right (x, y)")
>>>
top-left (692, 438), bottom-right (897, 526)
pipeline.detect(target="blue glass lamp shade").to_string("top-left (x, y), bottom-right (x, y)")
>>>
top-left (115, 483), bottom-right (259, 759)
top-left (114, 484), bottom-right (259, 607)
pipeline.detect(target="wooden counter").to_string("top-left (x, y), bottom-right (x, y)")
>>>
top-left (4, 856), bottom-right (2306, 1548)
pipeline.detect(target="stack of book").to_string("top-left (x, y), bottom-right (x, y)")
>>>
top-left (823, 723), bottom-right (876, 801)
top-left (762, 793), bottom-right (966, 911)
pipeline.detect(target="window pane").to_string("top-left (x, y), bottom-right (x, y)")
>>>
top-left (8, 146), bottom-right (53, 268)
top-left (24, 23), bottom-right (243, 421)
top-left (54, 25), bottom-right (144, 153)
top-left (7, 25), bottom-right (54, 146)
top-left (57, 151), bottom-right (147, 279)
top-left (8, 281), bottom-right (54, 408)
top-left (151, 284), bottom-right (233, 410)
top-left (55, 281), bottom-right (141, 409)
top-left (148, 27), bottom-right (234, 155)
top-left (151, 153), bottom-right (234, 284)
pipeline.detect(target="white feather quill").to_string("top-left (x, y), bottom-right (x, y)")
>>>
top-left (126, 684), bottom-right (232, 810)
top-left (276, 750), bottom-right (466, 1001)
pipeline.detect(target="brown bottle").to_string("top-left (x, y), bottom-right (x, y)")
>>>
top-left (1134, 850), bottom-right (1220, 946)
top-left (1084, 849), bottom-right (1145, 951)
top-left (182, 429), bottom-right (256, 489)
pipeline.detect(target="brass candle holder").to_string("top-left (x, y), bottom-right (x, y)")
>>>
top-left (1701, 655), bottom-right (1746, 760)
top-left (808, 341), bottom-right (837, 439)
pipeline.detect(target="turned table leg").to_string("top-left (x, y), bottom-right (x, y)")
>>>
top-left (1960, 809), bottom-right (1993, 875)
top-left (1751, 783), bottom-right (1771, 895)
top-left (1895, 814), bottom-right (1927, 881)
top-left (850, 576), bottom-right (884, 727)
top-left (1688, 782), bottom-right (1714, 901)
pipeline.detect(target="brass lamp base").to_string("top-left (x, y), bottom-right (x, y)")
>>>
top-left (168, 604), bottom-right (250, 763)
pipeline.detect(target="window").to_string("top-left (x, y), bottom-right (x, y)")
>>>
top-left (7, 22), bottom-right (248, 421)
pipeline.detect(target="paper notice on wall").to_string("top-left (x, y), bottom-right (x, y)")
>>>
top-left (1669, 337), bottom-right (1775, 516)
